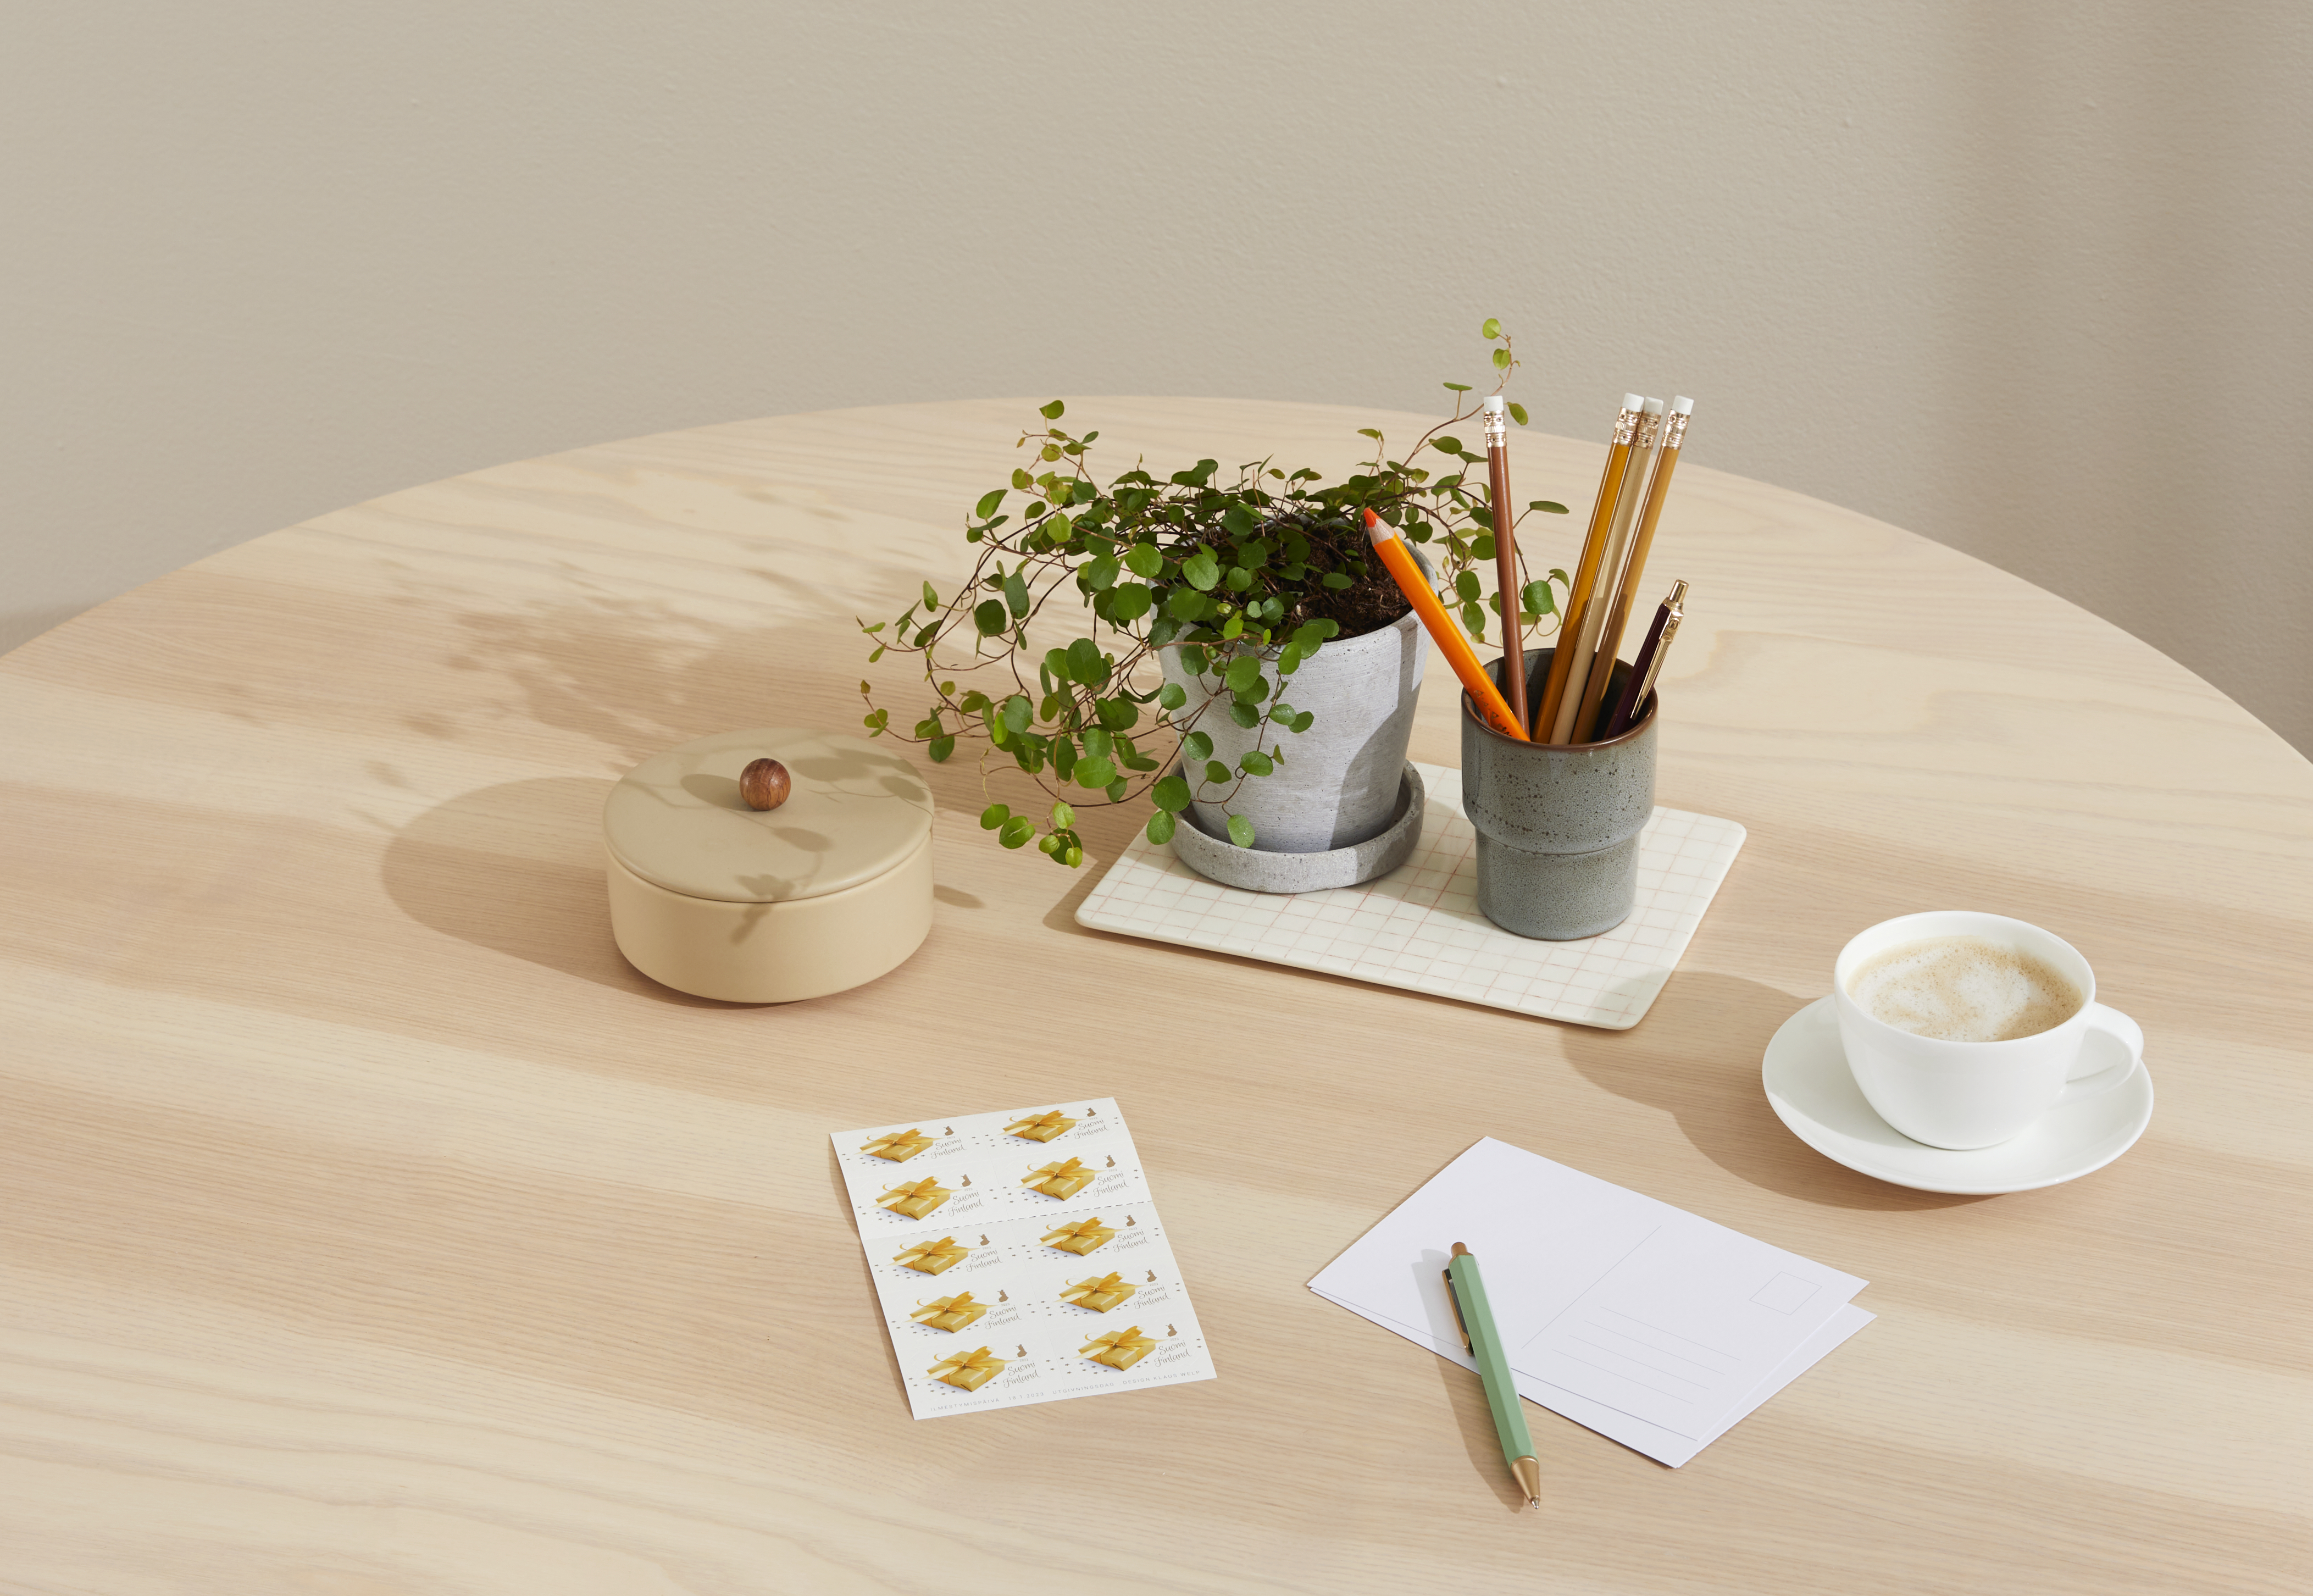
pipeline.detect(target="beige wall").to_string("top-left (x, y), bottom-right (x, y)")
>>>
top-left (6, 3), bottom-right (2308, 752)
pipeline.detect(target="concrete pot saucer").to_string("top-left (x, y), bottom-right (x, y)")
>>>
top-left (1164, 762), bottom-right (1425, 894)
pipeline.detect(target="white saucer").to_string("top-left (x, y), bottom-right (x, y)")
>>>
top-left (1761, 997), bottom-right (2155, 1194)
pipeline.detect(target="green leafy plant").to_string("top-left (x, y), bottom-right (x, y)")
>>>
top-left (859, 322), bottom-right (1571, 864)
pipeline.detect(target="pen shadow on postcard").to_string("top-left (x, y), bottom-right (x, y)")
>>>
top-left (1563, 971), bottom-right (1988, 1212)
top-left (1413, 1250), bottom-right (1561, 1508)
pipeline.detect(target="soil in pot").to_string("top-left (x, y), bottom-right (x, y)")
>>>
top-left (1269, 515), bottom-right (1413, 640)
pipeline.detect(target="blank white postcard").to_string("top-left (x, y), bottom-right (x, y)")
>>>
top-left (1308, 1137), bottom-right (1872, 1466)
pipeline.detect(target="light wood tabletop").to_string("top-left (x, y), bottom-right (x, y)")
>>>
top-left (2, 399), bottom-right (2308, 1594)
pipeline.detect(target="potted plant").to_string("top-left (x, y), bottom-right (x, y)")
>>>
top-left (859, 322), bottom-right (1570, 868)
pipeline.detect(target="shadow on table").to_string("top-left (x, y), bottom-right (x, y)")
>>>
top-left (402, 587), bottom-right (913, 775)
top-left (1561, 970), bottom-right (1989, 1213)
top-left (381, 775), bottom-right (739, 1007)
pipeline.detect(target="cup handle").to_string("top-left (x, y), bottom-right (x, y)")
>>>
top-left (2060, 1002), bottom-right (2142, 1104)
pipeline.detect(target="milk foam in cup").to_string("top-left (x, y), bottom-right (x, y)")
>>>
top-left (1847, 935), bottom-right (2083, 1043)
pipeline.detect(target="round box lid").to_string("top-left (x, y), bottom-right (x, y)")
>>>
top-left (604, 728), bottom-right (933, 904)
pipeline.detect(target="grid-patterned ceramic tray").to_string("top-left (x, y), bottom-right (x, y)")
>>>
top-left (1075, 763), bottom-right (1745, 1030)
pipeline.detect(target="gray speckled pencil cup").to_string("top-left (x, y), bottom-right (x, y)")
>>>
top-left (1460, 649), bottom-right (1658, 940)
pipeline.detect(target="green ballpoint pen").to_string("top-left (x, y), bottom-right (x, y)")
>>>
top-left (1445, 1241), bottom-right (1542, 1509)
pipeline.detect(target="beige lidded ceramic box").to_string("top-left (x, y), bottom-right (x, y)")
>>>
top-left (603, 727), bottom-right (933, 1002)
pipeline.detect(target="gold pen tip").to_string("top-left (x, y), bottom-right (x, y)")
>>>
top-left (1450, 1241), bottom-right (1470, 1257)
top-left (1513, 1456), bottom-right (1542, 1509)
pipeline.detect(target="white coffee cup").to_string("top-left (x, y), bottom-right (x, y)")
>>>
top-left (1833, 911), bottom-right (2143, 1149)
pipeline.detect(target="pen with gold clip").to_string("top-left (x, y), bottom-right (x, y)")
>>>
top-left (1444, 1241), bottom-right (1542, 1510)
top-left (1600, 579), bottom-right (1687, 741)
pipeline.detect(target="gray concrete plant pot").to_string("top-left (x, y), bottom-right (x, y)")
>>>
top-left (1155, 554), bottom-right (1431, 864)
top-left (1459, 648), bottom-right (1659, 940)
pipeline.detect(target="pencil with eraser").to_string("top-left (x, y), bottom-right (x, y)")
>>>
top-left (1363, 509), bottom-right (1529, 741)
top-left (1533, 394), bottom-right (1645, 739)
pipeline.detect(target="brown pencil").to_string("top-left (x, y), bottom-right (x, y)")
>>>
top-left (1482, 396), bottom-right (1527, 728)
top-left (1532, 395), bottom-right (1644, 738)
top-left (1576, 396), bottom-right (1691, 741)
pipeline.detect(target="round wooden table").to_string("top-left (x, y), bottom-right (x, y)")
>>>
top-left (3, 401), bottom-right (2306, 1594)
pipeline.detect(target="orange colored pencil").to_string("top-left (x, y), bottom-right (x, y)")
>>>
top-left (1363, 511), bottom-right (1528, 740)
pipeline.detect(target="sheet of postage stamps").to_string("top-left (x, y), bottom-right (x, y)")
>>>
top-left (833, 1099), bottom-right (1216, 1417)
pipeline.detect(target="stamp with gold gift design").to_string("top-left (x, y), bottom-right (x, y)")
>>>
top-left (927, 1346), bottom-right (1006, 1391)
top-left (1003, 1109), bottom-right (1077, 1143)
top-left (1080, 1326), bottom-right (1156, 1371)
top-left (909, 1292), bottom-right (988, 1333)
top-left (1021, 1158), bottom-right (1094, 1201)
top-left (1041, 1218), bottom-right (1114, 1256)
top-left (877, 1177), bottom-right (950, 1219)
top-left (892, 1237), bottom-right (969, 1274)
top-left (1060, 1272), bottom-right (1138, 1313)
top-left (861, 1128), bottom-right (935, 1161)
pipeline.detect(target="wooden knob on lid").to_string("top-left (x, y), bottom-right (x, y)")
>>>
top-left (604, 728), bottom-right (930, 905)
top-left (740, 757), bottom-right (791, 811)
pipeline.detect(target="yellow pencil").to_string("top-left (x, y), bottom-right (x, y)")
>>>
top-left (1364, 511), bottom-right (1528, 740)
top-left (1532, 395), bottom-right (1643, 739)
top-left (1577, 397), bottom-right (1691, 741)
top-left (1551, 398), bottom-right (1662, 743)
